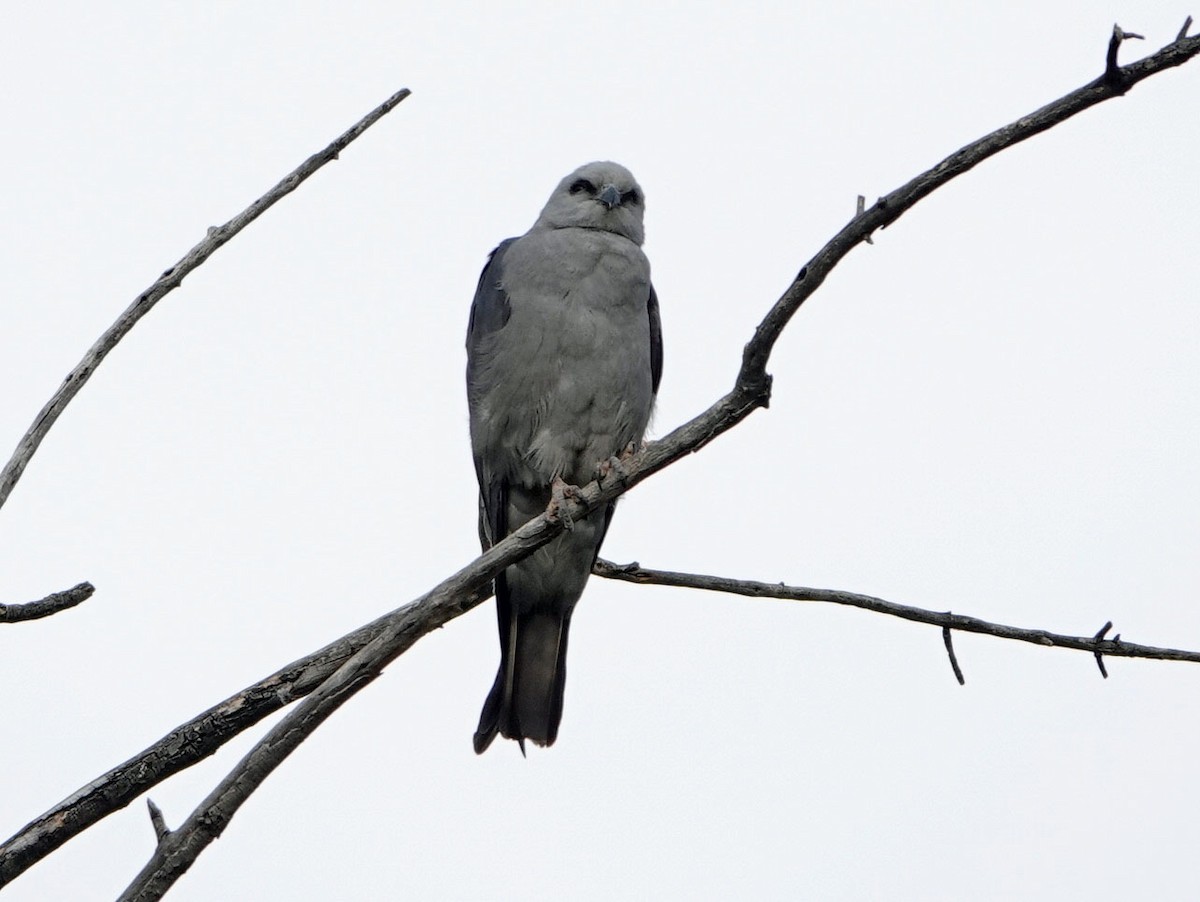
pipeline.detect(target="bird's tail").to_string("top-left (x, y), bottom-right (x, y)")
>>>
top-left (473, 609), bottom-right (571, 754)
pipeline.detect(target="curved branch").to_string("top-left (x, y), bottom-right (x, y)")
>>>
top-left (0, 582), bottom-right (94, 624)
top-left (593, 560), bottom-right (1200, 667)
top-left (0, 88), bottom-right (412, 514)
top-left (114, 28), bottom-right (1200, 900)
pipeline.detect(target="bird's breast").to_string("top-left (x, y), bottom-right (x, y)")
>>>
top-left (478, 229), bottom-right (655, 487)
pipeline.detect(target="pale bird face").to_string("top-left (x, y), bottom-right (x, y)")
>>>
top-left (536, 161), bottom-right (646, 245)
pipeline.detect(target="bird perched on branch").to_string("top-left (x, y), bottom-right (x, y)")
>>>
top-left (466, 161), bottom-right (663, 754)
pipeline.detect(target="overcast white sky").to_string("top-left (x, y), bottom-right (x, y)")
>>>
top-left (2, 2), bottom-right (1198, 900)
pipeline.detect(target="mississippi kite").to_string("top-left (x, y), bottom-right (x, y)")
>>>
top-left (467, 161), bottom-right (663, 754)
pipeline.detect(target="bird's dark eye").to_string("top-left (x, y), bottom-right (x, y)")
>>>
top-left (621, 189), bottom-right (641, 205)
top-left (569, 178), bottom-right (596, 195)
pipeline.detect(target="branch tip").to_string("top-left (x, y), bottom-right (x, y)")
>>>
top-left (1, 581), bottom-right (96, 624)
top-left (1179, 16), bottom-right (1194, 41)
top-left (146, 799), bottom-right (170, 844)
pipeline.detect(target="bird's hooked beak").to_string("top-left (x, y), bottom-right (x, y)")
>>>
top-left (597, 184), bottom-right (621, 209)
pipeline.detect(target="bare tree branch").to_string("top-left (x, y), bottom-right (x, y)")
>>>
top-left (111, 28), bottom-right (1200, 899)
top-left (0, 582), bottom-right (94, 623)
top-left (0, 87), bottom-right (411, 514)
top-left (593, 560), bottom-right (1200, 667)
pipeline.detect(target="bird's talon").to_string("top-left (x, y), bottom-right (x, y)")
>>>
top-left (599, 442), bottom-right (642, 485)
top-left (549, 476), bottom-right (579, 530)
top-left (598, 453), bottom-right (631, 485)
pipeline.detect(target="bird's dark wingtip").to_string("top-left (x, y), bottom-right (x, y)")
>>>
top-left (473, 728), bottom-right (497, 755)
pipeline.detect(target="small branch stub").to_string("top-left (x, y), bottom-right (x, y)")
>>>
top-left (146, 799), bottom-right (170, 844)
top-left (856, 195), bottom-right (875, 244)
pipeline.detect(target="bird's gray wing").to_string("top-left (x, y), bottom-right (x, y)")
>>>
top-left (648, 283), bottom-right (663, 395)
top-left (466, 238), bottom-right (516, 550)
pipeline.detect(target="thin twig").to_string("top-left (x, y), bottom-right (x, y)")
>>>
top-left (594, 561), bottom-right (1200, 665)
top-left (114, 32), bottom-right (1200, 899)
top-left (1179, 16), bottom-right (1193, 42)
top-left (0, 88), bottom-right (411, 514)
top-left (0, 582), bottom-right (94, 623)
top-left (942, 625), bottom-right (966, 685)
top-left (1094, 621), bottom-right (1113, 678)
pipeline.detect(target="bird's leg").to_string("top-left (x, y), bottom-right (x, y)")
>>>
top-left (547, 476), bottom-right (581, 531)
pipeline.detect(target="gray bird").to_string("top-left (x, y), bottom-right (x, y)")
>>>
top-left (467, 161), bottom-right (663, 754)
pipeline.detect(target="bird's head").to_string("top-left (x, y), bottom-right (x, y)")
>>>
top-left (534, 161), bottom-right (645, 245)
